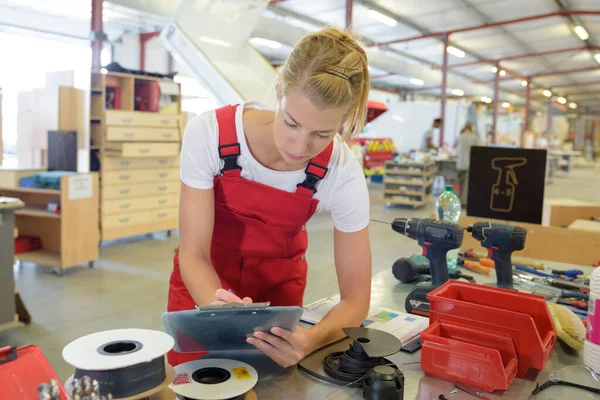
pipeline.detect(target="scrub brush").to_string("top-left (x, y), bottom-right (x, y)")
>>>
top-left (547, 302), bottom-right (586, 351)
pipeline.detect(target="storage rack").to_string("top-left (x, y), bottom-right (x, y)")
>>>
top-left (0, 173), bottom-right (99, 274)
top-left (89, 70), bottom-right (183, 242)
top-left (384, 159), bottom-right (436, 208)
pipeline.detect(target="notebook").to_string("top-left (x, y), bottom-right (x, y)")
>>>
top-left (302, 294), bottom-right (429, 345)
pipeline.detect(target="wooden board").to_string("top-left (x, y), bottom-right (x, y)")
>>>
top-left (568, 219), bottom-right (600, 233)
top-left (17, 249), bottom-right (61, 268)
top-left (541, 200), bottom-right (600, 227)
top-left (459, 215), bottom-right (600, 266)
top-left (60, 173), bottom-right (100, 268)
top-left (102, 218), bottom-right (178, 241)
top-left (59, 86), bottom-right (86, 149)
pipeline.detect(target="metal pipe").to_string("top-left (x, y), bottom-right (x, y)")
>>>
top-left (346, 0), bottom-right (353, 29)
top-left (441, 46), bottom-right (600, 70)
top-left (492, 62), bottom-right (500, 144)
top-left (91, 0), bottom-right (103, 70)
top-left (547, 92), bottom-right (553, 136)
top-left (370, 11), bottom-right (600, 47)
top-left (440, 32), bottom-right (449, 148)
top-left (552, 80), bottom-right (600, 89)
top-left (478, 66), bottom-right (600, 83)
top-left (524, 78), bottom-right (531, 136)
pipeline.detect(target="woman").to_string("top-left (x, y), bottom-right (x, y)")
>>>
top-left (168, 27), bottom-right (373, 368)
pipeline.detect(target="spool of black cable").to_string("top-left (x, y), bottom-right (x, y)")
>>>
top-left (362, 365), bottom-right (404, 400)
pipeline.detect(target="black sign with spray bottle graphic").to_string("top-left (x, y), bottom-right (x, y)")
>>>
top-left (467, 147), bottom-right (547, 224)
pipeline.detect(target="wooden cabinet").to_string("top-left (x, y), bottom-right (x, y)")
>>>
top-left (89, 70), bottom-right (182, 242)
top-left (0, 173), bottom-right (99, 273)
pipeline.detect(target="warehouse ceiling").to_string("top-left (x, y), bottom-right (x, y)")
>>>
top-left (0, 0), bottom-right (598, 111)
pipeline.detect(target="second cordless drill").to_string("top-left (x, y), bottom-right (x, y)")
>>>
top-left (390, 218), bottom-right (464, 316)
top-left (467, 222), bottom-right (527, 290)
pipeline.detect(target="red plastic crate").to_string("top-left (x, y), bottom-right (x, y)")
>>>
top-left (0, 345), bottom-right (69, 400)
top-left (421, 320), bottom-right (518, 391)
top-left (14, 236), bottom-right (42, 255)
top-left (427, 281), bottom-right (555, 379)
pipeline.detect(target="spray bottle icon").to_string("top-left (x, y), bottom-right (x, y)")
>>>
top-left (490, 157), bottom-right (527, 212)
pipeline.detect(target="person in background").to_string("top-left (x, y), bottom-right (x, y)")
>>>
top-left (456, 123), bottom-right (480, 208)
top-left (421, 118), bottom-right (441, 152)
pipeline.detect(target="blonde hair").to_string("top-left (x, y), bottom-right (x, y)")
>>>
top-left (278, 27), bottom-right (370, 140)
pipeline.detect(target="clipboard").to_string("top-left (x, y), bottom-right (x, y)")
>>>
top-left (162, 303), bottom-right (303, 353)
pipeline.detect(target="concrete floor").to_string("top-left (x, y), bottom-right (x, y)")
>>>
top-left (1, 167), bottom-right (599, 381)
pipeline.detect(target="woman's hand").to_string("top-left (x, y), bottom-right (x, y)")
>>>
top-left (209, 288), bottom-right (253, 305)
top-left (246, 326), bottom-right (311, 368)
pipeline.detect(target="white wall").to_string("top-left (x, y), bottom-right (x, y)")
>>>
top-left (368, 89), bottom-right (401, 108)
top-left (113, 34), bottom-right (141, 71)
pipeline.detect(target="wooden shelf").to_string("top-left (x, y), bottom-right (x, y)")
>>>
top-left (384, 178), bottom-right (433, 186)
top-left (384, 189), bottom-right (424, 196)
top-left (385, 169), bottom-right (435, 177)
top-left (17, 249), bottom-right (61, 268)
top-left (384, 198), bottom-right (426, 206)
top-left (15, 207), bottom-right (60, 219)
top-left (0, 186), bottom-right (60, 196)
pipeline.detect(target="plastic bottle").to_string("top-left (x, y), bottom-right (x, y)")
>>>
top-left (435, 185), bottom-right (462, 272)
top-left (584, 266), bottom-right (600, 373)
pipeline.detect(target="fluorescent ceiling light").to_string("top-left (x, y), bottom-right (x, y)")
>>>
top-left (451, 89), bottom-right (464, 96)
top-left (569, 102), bottom-right (578, 109)
top-left (447, 46), bottom-right (465, 58)
top-left (543, 90), bottom-right (552, 97)
top-left (491, 66), bottom-right (498, 73)
top-left (502, 102), bottom-right (510, 108)
top-left (499, 70), bottom-right (506, 76)
top-left (574, 26), bottom-right (589, 41)
top-left (521, 80), bottom-right (528, 87)
top-left (595, 53), bottom-right (600, 65)
top-left (409, 78), bottom-right (424, 85)
top-left (250, 37), bottom-right (282, 49)
top-left (557, 97), bottom-right (567, 104)
top-left (481, 96), bottom-right (492, 103)
top-left (199, 36), bottom-right (232, 48)
top-left (367, 9), bottom-right (397, 27)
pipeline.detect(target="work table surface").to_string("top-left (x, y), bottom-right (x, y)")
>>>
top-left (244, 262), bottom-right (597, 400)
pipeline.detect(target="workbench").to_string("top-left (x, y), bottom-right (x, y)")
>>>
top-left (227, 262), bottom-right (598, 400)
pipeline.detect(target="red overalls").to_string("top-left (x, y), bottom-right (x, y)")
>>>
top-left (167, 104), bottom-right (333, 366)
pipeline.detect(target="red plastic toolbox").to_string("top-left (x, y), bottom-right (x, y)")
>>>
top-left (427, 281), bottom-right (555, 379)
top-left (0, 345), bottom-right (69, 400)
top-left (421, 320), bottom-right (518, 391)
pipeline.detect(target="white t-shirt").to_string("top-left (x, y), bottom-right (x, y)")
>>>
top-left (180, 101), bottom-right (370, 233)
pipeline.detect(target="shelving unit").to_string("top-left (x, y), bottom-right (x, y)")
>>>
top-left (0, 173), bottom-right (99, 274)
top-left (384, 160), bottom-right (436, 208)
top-left (89, 70), bottom-right (183, 242)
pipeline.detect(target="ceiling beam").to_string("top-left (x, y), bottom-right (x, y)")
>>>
top-left (369, 10), bottom-right (600, 47)
top-left (476, 66), bottom-right (600, 83)
top-left (438, 46), bottom-right (600, 69)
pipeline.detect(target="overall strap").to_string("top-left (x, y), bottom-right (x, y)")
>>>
top-left (215, 104), bottom-right (241, 177)
top-left (296, 141), bottom-right (334, 197)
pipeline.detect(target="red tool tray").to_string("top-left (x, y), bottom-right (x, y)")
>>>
top-left (427, 281), bottom-right (556, 379)
top-left (421, 320), bottom-right (518, 391)
top-left (0, 345), bottom-right (69, 400)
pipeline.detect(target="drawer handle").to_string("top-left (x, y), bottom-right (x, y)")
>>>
top-left (158, 160), bottom-right (168, 164)
top-left (119, 217), bottom-right (130, 223)
top-left (119, 189), bottom-right (130, 194)
top-left (121, 117), bottom-right (133, 123)
top-left (158, 199), bottom-right (167, 205)
top-left (138, 148), bottom-right (150, 154)
top-left (123, 132), bottom-right (135, 137)
top-left (119, 203), bottom-right (130, 209)
top-left (119, 160), bottom-right (131, 166)
top-left (162, 132), bottom-right (173, 138)
top-left (159, 173), bottom-right (168, 178)
top-left (119, 175), bottom-right (130, 181)
top-left (158, 186), bottom-right (168, 191)
top-left (160, 119), bottom-right (171, 124)
top-left (158, 212), bottom-right (168, 218)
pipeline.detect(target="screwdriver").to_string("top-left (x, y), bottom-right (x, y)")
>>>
top-left (457, 258), bottom-right (492, 275)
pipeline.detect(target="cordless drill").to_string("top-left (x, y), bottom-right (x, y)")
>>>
top-left (390, 218), bottom-right (464, 316)
top-left (467, 222), bottom-right (527, 290)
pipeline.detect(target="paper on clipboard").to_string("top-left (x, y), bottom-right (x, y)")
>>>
top-left (302, 294), bottom-right (428, 345)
